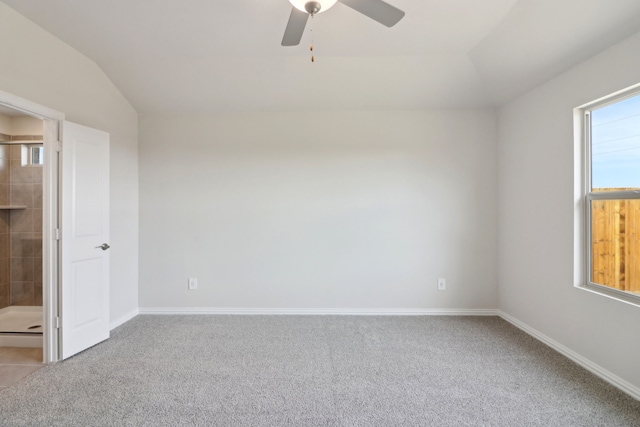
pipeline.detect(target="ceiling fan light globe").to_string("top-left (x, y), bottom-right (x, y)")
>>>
top-left (289, 0), bottom-right (338, 14)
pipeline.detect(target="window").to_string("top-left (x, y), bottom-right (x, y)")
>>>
top-left (20, 143), bottom-right (43, 166)
top-left (29, 144), bottom-right (44, 165)
top-left (582, 89), bottom-right (640, 304)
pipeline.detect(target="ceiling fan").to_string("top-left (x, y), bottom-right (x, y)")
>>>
top-left (282, 0), bottom-right (405, 46)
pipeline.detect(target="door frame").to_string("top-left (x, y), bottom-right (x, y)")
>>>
top-left (0, 89), bottom-right (64, 363)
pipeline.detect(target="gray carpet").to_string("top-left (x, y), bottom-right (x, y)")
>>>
top-left (1, 315), bottom-right (639, 426)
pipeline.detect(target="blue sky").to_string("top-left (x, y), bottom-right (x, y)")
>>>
top-left (591, 93), bottom-right (640, 189)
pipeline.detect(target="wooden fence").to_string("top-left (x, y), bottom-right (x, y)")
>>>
top-left (591, 189), bottom-right (640, 294)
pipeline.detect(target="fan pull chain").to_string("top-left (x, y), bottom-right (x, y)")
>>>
top-left (310, 15), bottom-right (315, 63)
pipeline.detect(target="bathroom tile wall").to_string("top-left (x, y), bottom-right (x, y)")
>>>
top-left (0, 114), bottom-right (45, 310)
top-left (0, 145), bottom-right (8, 309)
top-left (9, 145), bottom-right (43, 306)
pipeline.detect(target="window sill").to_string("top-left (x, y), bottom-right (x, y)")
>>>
top-left (576, 282), bottom-right (640, 308)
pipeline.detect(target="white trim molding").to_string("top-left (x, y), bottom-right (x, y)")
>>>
top-left (0, 89), bottom-right (65, 121)
top-left (139, 307), bottom-right (499, 316)
top-left (499, 310), bottom-right (640, 402)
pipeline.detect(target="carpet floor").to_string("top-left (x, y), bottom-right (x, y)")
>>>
top-left (1, 315), bottom-right (639, 426)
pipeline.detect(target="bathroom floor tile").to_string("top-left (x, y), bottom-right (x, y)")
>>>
top-left (0, 347), bottom-right (44, 389)
top-left (0, 364), bottom-right (42, 388)
top-left (0, 346), bottom-right (43, 364)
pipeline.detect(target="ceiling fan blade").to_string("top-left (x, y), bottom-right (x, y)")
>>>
top-left (338, 0), bottom-right (405, 27)
top-left (282, 7), bottom-right (309, 46)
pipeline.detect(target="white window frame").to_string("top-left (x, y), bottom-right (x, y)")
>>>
top-left (576, 84), bottom-right (640, 307)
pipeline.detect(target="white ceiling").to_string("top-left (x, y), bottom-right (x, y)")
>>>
top-left (3, 0), bottom-right (640, 113)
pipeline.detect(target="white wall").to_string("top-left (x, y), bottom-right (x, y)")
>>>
top-left (10, 116), bottom-right (43, 135)
top-left (0, 114), bottom-right (11, 134)
top-left (0, 114), bottom-right (42, 135)
top-left (0, 3), bottom-right (139, 325)
top-left (139, 110), bottom-right (498, 310)
top-left (498, 30), bottom-right (640, 389)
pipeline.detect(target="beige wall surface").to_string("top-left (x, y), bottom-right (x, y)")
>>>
top-left (139, 110), bottom-right (498, 310)
top-left (498, 30), bottom-right (640, 390)
top-left (0, 114), bottom-right (11, 135)
top-left (0, 3), bottom-right (139, 325)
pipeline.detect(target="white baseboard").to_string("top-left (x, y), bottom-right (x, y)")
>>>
top-left (138, 307), bottom-right (499, 316)
top-left (110, 308), bottom-right (139, 330)
top-left (498, 310), bottom-right (640, 402)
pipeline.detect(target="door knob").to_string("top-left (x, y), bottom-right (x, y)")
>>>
top-left (96, 243), bottom-right (110, 251)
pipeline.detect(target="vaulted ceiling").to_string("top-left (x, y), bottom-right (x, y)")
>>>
top-left (3, 0), bottom-right (640, 113)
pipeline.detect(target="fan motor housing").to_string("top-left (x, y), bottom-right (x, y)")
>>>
top-left (305, 1), bottom-right (322, 15)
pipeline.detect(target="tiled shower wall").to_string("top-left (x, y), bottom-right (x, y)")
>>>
top-left (0, 145), bottom-right (7, 308)
top-left (0, 144), bottom-right (43, 309)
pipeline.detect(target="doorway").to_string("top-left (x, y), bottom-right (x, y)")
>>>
top-left (0, 112), bottom-right (47, 385)
top-left (0, 111), bottom-right (45, 339)
top-left (0, 91), bottom-right (62, 364)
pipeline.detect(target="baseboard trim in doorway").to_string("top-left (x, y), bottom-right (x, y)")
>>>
top-left (138, 307), bottom-right (499, 316)
top-left (110, 309), bottom-right (139, 330)
top-left (498, 310), bottom-right (640, 402)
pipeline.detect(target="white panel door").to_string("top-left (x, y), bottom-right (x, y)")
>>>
top-left (61, 121), bottom-right (110, 359)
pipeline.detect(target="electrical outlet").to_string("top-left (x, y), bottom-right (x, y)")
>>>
top-left (437, 278), bottom-right (446, 291)
top-left (188, 277), bottom-right (198, 290)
